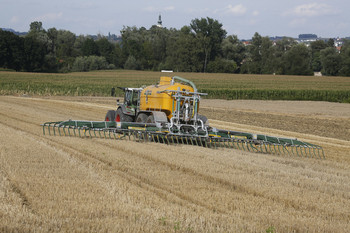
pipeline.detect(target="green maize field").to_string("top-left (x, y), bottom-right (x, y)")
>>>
top-left (1, 70), bottom-right (350, 102)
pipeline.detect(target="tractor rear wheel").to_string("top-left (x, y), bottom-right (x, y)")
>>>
top-left (136, 113), bottom-right (148, 123)
top-left (105, 110), bottom-right (116, 122)
top-left (146, 115), bottom-right (155, 123)
top-left (115, 108), bottom-right (133, 122)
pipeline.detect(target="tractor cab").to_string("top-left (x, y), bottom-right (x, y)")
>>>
top-left (123, 88), bottom-right (141, 107)
top-left (116, 87), bottom-right (143, 118)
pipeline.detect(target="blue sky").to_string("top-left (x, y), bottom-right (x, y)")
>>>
top-left (1, 0), bottom-right (349, 39)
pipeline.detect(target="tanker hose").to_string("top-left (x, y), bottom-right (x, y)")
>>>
top-left (172, 76), bottom-right (197, 93)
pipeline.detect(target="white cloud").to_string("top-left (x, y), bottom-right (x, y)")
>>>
top-left (186, 8), bottom-right (210, 14)
top-left (11, 16), bottom-right (20, 23)
top-left (252, 11), bottom-right (259, 16)
top-left (289, 18), bottom-right (307, 27)
top-left (144, 6), bottom-right (175, 12)
top-left (290, 3), bottom-right (338, 17)
top-left (225, 4), bottom-right (247, 15)
top-left (34, 12), bottom-right (63, 22)
top-left (164, 6), bottom-right (175, 11)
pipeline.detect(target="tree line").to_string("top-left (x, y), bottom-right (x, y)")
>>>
top-left (1, 19), bottom-right (350, 76)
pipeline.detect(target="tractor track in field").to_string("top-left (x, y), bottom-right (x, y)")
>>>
top-left (1, 110), bottom-right (348, 222)
top-left (0, 111), bottom-right (234, 216)
top-left (0, 167), bottom-right (35, 214)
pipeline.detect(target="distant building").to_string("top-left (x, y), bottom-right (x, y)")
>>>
top-left (298, 34), bottom-right (317, 40)
top-left (157, 14), bottom-right (163, 28)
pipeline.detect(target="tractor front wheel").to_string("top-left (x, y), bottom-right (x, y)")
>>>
top-left (105, 110), bottom-right (116, 122)
top-left (115, 108), bottom-right (133, 122)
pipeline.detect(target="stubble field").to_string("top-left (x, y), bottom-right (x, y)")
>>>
top-left (0, 95), bottom-right (349, 232)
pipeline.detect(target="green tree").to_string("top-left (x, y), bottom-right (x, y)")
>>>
top-left (221, 35), bottom-right (245, 73)
top-left (27, 21), bottom-right (51, 51)
top-left (165, 26), bottom-right (201, 72)
top-left (339, 40), bottom-right (350, 76)
top-left (0, 30), bottom-right (24, 71)
top-left (283, 44), bottom-right (313, 75)
top-left (147, 26), bottom-right (169, 70)
top-left (47, 27), bottom-right (58, 55)
top-left (260, 37), bottom-right (276, 74)
top-left (241, 32), bottom-right (263, 74)
top-left (320, 47), bottom-right (341, 76)
top-left (57, 30), bottom-right (76, 58)
top-left (96, 37), bottom-right (117, 65)
top-left (310, 40), bottom-right (328, 71)
top-left (190, 17), bottom-right (227, 72)
top-left (23, 36), bottom-right (47, 72)
top-left (81, 38), bottom-right (99, 56)
top-left (120, 26), bottom-right (145, 65)
top-left (274, 37), bottom-right (297, 74)
top-left (27, 21), bottom-right (58, 72)
top-left (124, 55), bottom-right (141, 70)
top-left (207, 58), bottom-right (237, 73)
top-left (327, 38), bottom-right (335, 48)
top-left (72, 56), bottom-right (108, 71)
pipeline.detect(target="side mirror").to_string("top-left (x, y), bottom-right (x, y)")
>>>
top-left (111, 87), bottom-right (116, 97)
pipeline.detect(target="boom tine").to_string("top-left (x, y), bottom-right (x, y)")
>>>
top-left (305, 146), bottom-right (310, 158)
top-left (52, 124), bottom-right (55, 136)
top-left (308, 146), bottom-right (313, 158)
top-left (241, 141), bottom-right (245, 151)
top-left (198, 137), bottom-right (201, 147)
top-left (245, 141), bottom-right (250, 152)
top-left (227, 139), bottom-right (232, 149)
top-left (295, 146), bottom-right (300, 157)
top-left (225, 139), bottom-right (229, 148)
top-left (46, 124), bottom-right (51, 136)
top-left (273, 144), bottom-right (278, 155)
top-left (298, 146), bottom-right (303, 157)
top-left (236, 140), bottom-right (240, 150)
top-left (269, 144), bottom-right (274, 154)
top-left (58, 125), bottom-right (62, 136)
top-left (265, 143), bottom-right (270, 154)
top-left (321, 147), bottom-right (325, 159)
top-left (284, 146), bottom-right (291, 156)
top-left (315, 147), bottom-right (321, 159)
top-left (275, 144), bottom-right (280, 155)
top-left (44, 124), bottom-right (48, 135)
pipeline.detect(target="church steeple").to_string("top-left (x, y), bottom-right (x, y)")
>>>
top-left (157, 14), bottom-right (162, 28)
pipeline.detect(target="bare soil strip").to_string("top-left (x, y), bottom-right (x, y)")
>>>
top-left (1, 96), bottom-right (349, 232)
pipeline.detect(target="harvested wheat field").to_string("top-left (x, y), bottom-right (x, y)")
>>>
top-left (0, 95), bottom-right (349, 232)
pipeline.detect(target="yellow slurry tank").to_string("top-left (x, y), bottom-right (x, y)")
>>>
top-left (139, 76), bottom-right (195, 120)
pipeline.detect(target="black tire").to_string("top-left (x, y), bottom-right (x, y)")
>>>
top-left (198, 115), bottom-right (209, 126)
top-left (146, 114), bottom-right (155, 123)
top-left (115, 108), bottom-right (133, 122)
top-left (136, 113), bottom-right (148, 123)
top-left (105, 110), bottom-right (116, 122)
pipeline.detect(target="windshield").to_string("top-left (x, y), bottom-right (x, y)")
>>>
top-left (125, 90), bottom-right (139, 106)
